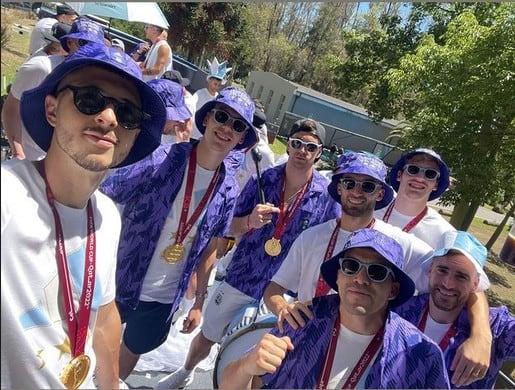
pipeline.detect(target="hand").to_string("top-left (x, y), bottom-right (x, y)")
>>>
top-left (276, 300), bottom-right (313, 333)
top-left (450, 334), bottom-right (491, 386)
top-left (173, 119), bottom-right (192, 142)
top-left (9, 139), bottom-right (25, 160)
top-left (248, 203), bottom-right (280, 230)
top-left (180, 307), bottom-right (202, 334)
top-left (241, 334), bottom-right (294, 376)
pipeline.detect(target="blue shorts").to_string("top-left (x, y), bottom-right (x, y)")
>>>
top-left (117, 300), bottom-right (174, 355)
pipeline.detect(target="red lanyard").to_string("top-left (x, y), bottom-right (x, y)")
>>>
top-left (39, 162), bottom-right (95, 358)
top-left (317, 314), bottom-right (384, 389)
top-left (382, 202), bottom-right (428, 232)
top-left (175, 147), bottom-right (220, 246)
top-left (314, 219), bottom-right (375, 297)
top-left (270, 172), bottom-right (311, 241)
top-left (418, 304), bottom-right (457, 351)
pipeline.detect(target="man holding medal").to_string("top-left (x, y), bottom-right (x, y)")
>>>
top-left (157, 119), bottom-right (340, 389)
top-left (219, 229), bottom-right (450, 389)
top-left (375, 148), bottom-right (494, 387)
top-left (100, 87), bottom-right (258, 380)
top-left (1, 43), bottom-right (166, 389)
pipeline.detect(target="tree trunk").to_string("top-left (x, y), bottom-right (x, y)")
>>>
top-left (449, 199), bottom-right (480, 230)
top-left (486, 202), bottom-right (515, 250)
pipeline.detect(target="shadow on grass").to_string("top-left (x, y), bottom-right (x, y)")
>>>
top-left (486, 290), bottom-right (515, 315)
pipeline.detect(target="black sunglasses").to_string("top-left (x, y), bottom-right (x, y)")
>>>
top-left (57, 85), bottom-right (149, 130)
top-left (403, 164), bottom-right (440, 180)
top-left (339, 257), bottom-right (395, 283)
top-left (210, 108), bottom-right (249, 133)
top-left (340, 178), bottom-right (381, 194)
top-left (289, 138), bottom-right (321, 153)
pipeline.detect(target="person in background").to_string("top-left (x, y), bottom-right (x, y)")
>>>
top-left (140, 24), bottom-right (172, 81)
top-left (1, 43), bottom-right (166, 389)
top-left (29, 22), bottom-right (70, 58)
top-left (375, 148), bottom-right (494, 387)
top-left (2, 17), bottom-right (105, 161)
top-left (130, 41), bottom-right (150, 63)
top-left (395, 230), bottom-right (514, 389)
top-left (111, 38), bottom-right (126, 53)
top-left (220, 229), bottom-right (449, 389)
top-left (100, 87), bottom-right (258, 380)
top-left (29, 3), bottom-right (78, 55)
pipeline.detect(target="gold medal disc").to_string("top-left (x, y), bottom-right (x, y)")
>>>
top-left (60, 354), bottom-right (90, 390)
top-left (162, 243), bottom-right (185, 264)
top-left (264, 238), bottom-right (282, 256)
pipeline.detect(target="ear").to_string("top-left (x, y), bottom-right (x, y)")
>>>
top-left (202, 111), bottom-right (211, 127)
top-left (396, 169), bottom-right (402, 182)
top-left (44, 95), bottom-right (59, 127)
top-left (337, 181), bottom-right (343, 196)
top-left (375, 188), bottom-right (385, 202)
top-left (472, 275), bottom-right (480, 292)
top-left (388, 281), bottom-right (400, 301)
top-left (238, 130), bottom-right (247, 144)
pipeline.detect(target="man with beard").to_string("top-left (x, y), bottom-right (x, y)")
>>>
top-left (395, 231), bottom-right (514, 389)
top-left (264, 151), bottom-right (433, 332)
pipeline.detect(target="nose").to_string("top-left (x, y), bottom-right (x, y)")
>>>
top-left (95, 105), bottom-right (118, 129)
top-left (353, 267), bottom-right (371, 285)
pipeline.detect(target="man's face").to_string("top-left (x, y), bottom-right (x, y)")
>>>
top-left (201, 103), bottom-right (247, 153)
top-left (286, 131), bottom-right (322, 170)
top-left (57, 13), bottom-right (78, 25)
top-left (45, 65), bottom-right (142, 170)
top-left (337, 247), bottom-right (399, 319)
top-left (397, 154), bottom-right (439, 202)
top-left (429, 253), bottom-right (479, 313)
top-left (337, 173), bottom-right (384, 217)
top-left (207, 78), bottom-right (222, 94)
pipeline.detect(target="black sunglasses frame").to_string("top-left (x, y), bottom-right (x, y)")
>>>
top-left (57, 85), bottom-right (149, 130)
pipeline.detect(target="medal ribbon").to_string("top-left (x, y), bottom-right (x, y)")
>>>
top-left (417, 304), bottom-right (457, 351)
top-left (39, 162), bottom-right (95, 358)
top-left (271, 172), bottom-right (311, 241)
top-left (314, 219), bottom-right (375, 297)
top-left (316, 314), bottom-right (384, 389)
top-left (382, 202), bottom-right (428, 232)
top-left (174, 147), bottom-right (220, 246)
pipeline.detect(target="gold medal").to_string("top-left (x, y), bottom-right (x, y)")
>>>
top-left (264, 238), bottom-right (282, 256)
top-left (60, 354), bottom-right (90, 390)
top-left (162, 243), bottom-right (185, 264)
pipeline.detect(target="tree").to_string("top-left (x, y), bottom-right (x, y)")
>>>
top-left (386, 4), bottom-right (515, 230)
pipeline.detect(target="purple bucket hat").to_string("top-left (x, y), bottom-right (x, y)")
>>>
top-left (20, 43), bottom-right (166, 168)
top-left (60, 17), bottom-right (105, 52)
top-left (389, 148), bottom-right (450, 201)
top-left (148, 79), bottom-right (192, 122)
top-left (328, 151), bottom-right (394, 209)
top-left (194, 86), bottom-right (258, 150)
top-left (320, 228), bottom-right (415, 307)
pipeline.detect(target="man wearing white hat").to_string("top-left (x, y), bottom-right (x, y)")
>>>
top-left (395, 230), bottom-right (514, 389)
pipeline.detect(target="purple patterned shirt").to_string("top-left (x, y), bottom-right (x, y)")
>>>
top-left (100, 141), bottom-right (238, 315)
top-left (261, 294), bottom-right (450, 389)
top-left (224, 164), bottom-right (341, 299)
top-left (395, 293), bottom-right (515, 389)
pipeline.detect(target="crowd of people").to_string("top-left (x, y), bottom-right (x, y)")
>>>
top-left (1, 7), bottom-right (513, 390)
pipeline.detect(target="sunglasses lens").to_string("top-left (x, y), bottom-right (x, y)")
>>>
top-left (360, 181), bottom-right (378, 194)
top-left (74, 88), bottom-right (106, 115)
top-left (341, 178), bottom-right (356, 190)
top-left (115, 104), bottom-right (143, 129)
top-left (290, 139), bottom-right (302, 149)
top-left (214, 109), bottom-right (229, 124)
top-left (340, 258), bottom-right (392, 282)
top-left (424, 169), bottom-right (439, 180)
top-left (406, 165), bottom-right (420, 175)
top-left (232, 119), bottom-right (248, 133)
top-left (341, 258), bottom-right (360, 275)
top-left (367, 264), bottom-right (389, 282)
top-left (305, 143), bottom-right (318, 152)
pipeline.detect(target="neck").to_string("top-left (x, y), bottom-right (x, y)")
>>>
top-left (428, 299), bottom-right (462, 324)
top-left (340, 307), bottom-right (387, 335)
top-left (284, 162), bottom-right (313, 188)
top-left (340, 213), bottom-right (375, 232)
top-left (392, 194), bottom-right (428, 216)
top-left (38, 155), bottom-right (106, 209)
top-left (196, 141), bottom-right (225, 171)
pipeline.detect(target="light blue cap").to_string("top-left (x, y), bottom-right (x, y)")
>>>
top-left (429, 231), bottom-right (490, 291)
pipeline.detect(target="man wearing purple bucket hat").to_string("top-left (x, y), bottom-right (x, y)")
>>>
top-left (147, 78), bottom-right (193, 144)
top-left (375, 148), bottom-right (494, 387)
top-left (100, 86), bottom-right (258, 379)
top-left (1, 43), bottom-right (166, 389)
top-left (220, 229), bottom-right (449, 389)
top-left (264, 151), bottom-right (433, 331)
top-left (395, 230), bottom-right (514, 389)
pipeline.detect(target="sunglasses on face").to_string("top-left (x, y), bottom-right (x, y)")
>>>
top-left (210, 108), bottom-right (249, 133)
top-left (339, 257), bottom-right (395, 283)
top-left (57, 85), bottom-right (149, 130)
top-left (288, 138), bottom-right (322, 153)
top-left (403, 164), bottom-right (440, 180)
top-left (340, 178), bottom-right (381, 194)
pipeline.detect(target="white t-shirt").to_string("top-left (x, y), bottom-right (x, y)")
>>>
top-left (374, 204), bottom-right (456, 249)
top-left (10, 54), bottom-right (66, 161)
top-left (271, 219), bottom-right (433, 302)
top-left (190, 87), bottom-right (217, 140)
top-left (140, 162), bottom-right (217, 303)
top-left (1, 159), bottom-right (119, 389)
top-left (29, 17), bottom-right (57, 55)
